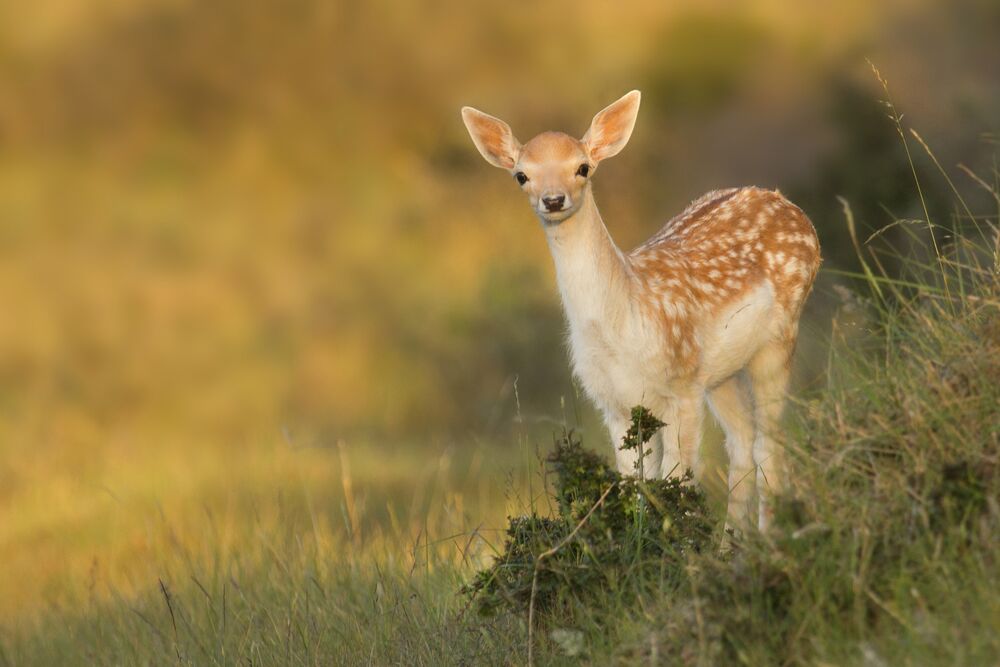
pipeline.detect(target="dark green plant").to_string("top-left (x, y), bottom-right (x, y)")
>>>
top-left (619, 405), bottom-right (666, 477)
top-left (463, 406), bottom-right (713, 618)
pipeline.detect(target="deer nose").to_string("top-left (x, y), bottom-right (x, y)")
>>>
top-left (542, 194), bottom-right (566, 212)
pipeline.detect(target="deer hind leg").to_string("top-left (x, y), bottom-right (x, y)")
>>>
top-left (748, 340), bottom-right (794, 531)
top-left (707, 373), bottom-right (757, 532)
top-left (658, 392), bottom-right (704, 481)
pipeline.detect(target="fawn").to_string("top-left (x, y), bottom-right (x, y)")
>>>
top-left (461, 91), bottom-right (820, 531)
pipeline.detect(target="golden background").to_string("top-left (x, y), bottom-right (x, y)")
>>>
top-left (0, 0), bottom-right (997, 625)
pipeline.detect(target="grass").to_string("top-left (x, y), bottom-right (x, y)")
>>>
top-left (0, 436), bottom-right (538, 664)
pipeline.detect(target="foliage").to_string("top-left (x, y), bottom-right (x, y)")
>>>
top-left (463, 409), bottom-right (714, 618)
top-left (619, 405), bottom-right (667, 474)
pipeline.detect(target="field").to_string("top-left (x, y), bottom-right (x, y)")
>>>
top-left (1, 1), bottom-right (999, 665)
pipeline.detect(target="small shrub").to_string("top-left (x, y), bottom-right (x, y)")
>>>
top-left (463, 407), bottom-right (714, 618)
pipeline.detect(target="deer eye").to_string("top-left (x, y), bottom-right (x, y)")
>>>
top-left (576, 164), bottom-right (590, 178)
top-left (514, 172), bottom-right (528, 185)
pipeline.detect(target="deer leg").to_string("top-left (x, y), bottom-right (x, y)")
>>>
top-left (748, 342), bottom-right (793, 531)
top-left (657, 408), bottom-right (682, 479)
top-left (658, 393), bottom-right (704, 481)
top-left (707, 373), bottom-right (757, 533)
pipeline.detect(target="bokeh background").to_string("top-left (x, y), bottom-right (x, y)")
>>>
top-left (1, 0), bottom-right (998, 628)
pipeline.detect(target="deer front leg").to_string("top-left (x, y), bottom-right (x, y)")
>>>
top-left (609, 412), bottom-right (641, 478)
top-left (657, 393), bottom-right (704, 481)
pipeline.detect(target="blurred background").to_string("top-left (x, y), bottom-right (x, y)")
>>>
top-left (0, 0), bottom-right (997, 626)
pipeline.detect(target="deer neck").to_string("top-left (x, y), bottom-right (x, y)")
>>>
top-left (543, 187), bottom-right (632, 329)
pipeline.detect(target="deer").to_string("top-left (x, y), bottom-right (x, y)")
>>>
top-left (461, 90), bottom-right (820, 531)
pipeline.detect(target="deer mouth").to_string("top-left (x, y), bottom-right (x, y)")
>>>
top-left (539, 207), bottom-right (575, 226)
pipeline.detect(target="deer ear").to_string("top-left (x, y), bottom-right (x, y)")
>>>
top-left (582, 90), bottom-right (641, 164)
top-left (461, 107), bottom-right (521, 170)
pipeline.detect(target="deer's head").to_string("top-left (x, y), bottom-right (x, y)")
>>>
top-left (461, 90), bottom-right (641, 225)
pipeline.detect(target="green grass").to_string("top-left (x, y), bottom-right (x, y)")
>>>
top-left (4, 538), bottom-right (524, 665)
